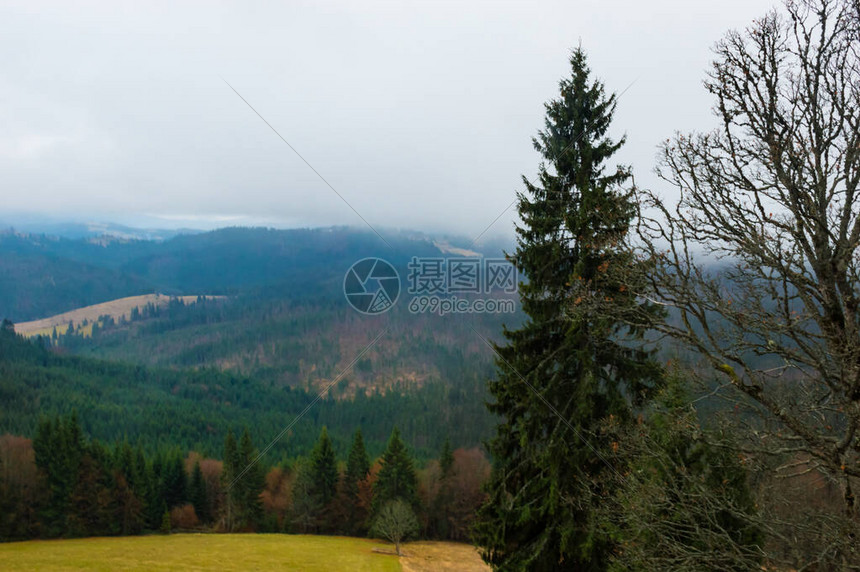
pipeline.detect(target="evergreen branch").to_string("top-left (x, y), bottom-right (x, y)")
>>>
top-left (470, 326), bottom-right (626, 482)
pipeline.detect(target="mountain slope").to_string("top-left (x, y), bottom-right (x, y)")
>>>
top-left (0, 324), bottom-right (494, 460)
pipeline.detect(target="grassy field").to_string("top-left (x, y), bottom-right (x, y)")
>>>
top-left (13, 294), bottom-right (221, 337)
top-left (0, 534), bottom-right (489, 571)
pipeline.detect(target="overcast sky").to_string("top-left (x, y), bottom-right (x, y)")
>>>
top-left (1, 0), bottom-right (775, 241)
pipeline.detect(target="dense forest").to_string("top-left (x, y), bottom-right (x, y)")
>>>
top-left (0, 411), bottom-right (488, 545)
top-left (0, 322), bottom-right (494, 460)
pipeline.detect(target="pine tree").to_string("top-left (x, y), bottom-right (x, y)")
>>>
top-left (345, 428), bottom-right (370, 497)
top-left (432, 436), bottom-right (455, 539)
top-left (236, 428), bottom-right (264, 530)
top-left (142, 460), bottom-right (165, 530)
top-left (68, 452), bottom-right (111, 536)
top-left (289, 458), bottom-right (321, 533)
top-left (343, 428), bottom-right (371, 534)
top-left (439, 437), bottom-right (454, 479)
top-left (474, 47), bottom-right (662, 570)
top-left (160, 510), bottom-right (171, 534)
top-left (161, 452), bottom-right (187, 510)
top-left (189, 461), bottom-right (210, 523)
top-left (310, 427), bottom-right (338, 507)
top-left (114, 441), bottom-right (136, 490)
top-left (221, 430), bottom-right (239, 531)
top-left (33, 413), bottom-right (85, 537)
top-left (373, 427), bottom-right (418, 514)
top-left (113, 471), bottom-right (143, 536)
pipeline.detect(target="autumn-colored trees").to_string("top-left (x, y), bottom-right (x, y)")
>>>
top-left (421, 445), bottom-right (490, 541)
top-left (0, 434), bottom-right (40, 539)
top-left (1, 415), bottom-right (491, 543)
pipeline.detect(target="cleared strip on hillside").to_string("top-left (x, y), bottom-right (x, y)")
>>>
top-left (14, 293), bottom-right (224, 337)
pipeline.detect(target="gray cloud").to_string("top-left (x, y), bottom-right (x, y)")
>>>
top-left (0, 0), bottom-right (774, 240)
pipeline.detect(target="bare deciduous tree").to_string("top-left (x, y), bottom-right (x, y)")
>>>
top-left (370, 499), bottom-right (419, 557)
top-left (637, 0), bottom-right (860, 544)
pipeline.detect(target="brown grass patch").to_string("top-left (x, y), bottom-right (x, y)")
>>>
top-left (399, 541), bottom-right (490, 572)
top-left (14, 294), bottom-right (223, 336)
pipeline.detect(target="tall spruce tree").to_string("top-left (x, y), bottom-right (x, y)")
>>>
top-left (345, 428), bottom-right (370, 497)
top-left (343, 428), bottom-right (371, 534)
top-left (161, 452), bottom-right (187, 509)
top-left (439, 437), bottom-right (454, 479)
top-left (142, 459), bottom-right (165, 530)
top-left (221, 430), bottom-right (239, 531)
top-left (290, 458), bottom-right (321, 533)
top-left (310, 427), bottom-right (339, 507)
top-left (431, 436), bottom-right (455, 539)
top-left (33, 413), bottom-right (85, 537)
top-left (236, 428), bottom-right (265, 530)
top-left (474, 47), bottom-right (662, 570)
top-left (189, 461), bottom-right (210, 523)
top-left (373, 427), bottom-right (418, 513)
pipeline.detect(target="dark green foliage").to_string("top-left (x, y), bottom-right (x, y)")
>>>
top-left (32, 413), bottom-right (85, 537)
top-left (342, 428), bottom-right (371, 534)
top-left (161, 452), bottom-right (188, 509)
top-left (373, 427), bottom-right (418, 514)
top-left (68, 450), bottom-right (114, 536)
top-left (160, 510), bottom-right (171, 534)
top-left (141, 461), bottom-right (165, 530)
top-left (427, 436), bottom-right (455, 540)
top-left (284, 427), bottom-right (342, 534)
top-left (237, 429), bottom-right (265, 529)
top-left (345, 429), bottom-right (370, 496)
top-left (310, 427), bottom-right (339, 507)
top-left (601, 378), bottom-right (764, 570)
top-left (31, 413), bottom-right (152, 539)
top-left (474, 47), bottom-right (663, 570)
top-left (0, 325), bottom-right (492, 462)
top-left (2, 228), bottom-right (509, 459)
top-left (8, 408), bottom-right (486, 544)
top-left (221, 429), bottom-right (264, 531)
top-left (290, 458), bottom-right (322, 534)
top-left (221, 430), bottom-right (239, 531)
top-left (189, 461), bottom-right (210, 523)
top-left (439, 437), bottom-right (454, 479)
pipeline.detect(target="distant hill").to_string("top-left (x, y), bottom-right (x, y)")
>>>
top-left (0, 235), bottom-right (154, 322)
top-left (0, 226), bottom-right (502, 321)
top-left (2, 225), bottom-right (521, 398)
top-left (0, 220), bottom-right (199, 241)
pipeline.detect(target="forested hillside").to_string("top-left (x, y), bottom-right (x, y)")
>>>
top-left (0, 227), bottom-right (489, 321)
top-left (0, 322), bottom-right (494, 461)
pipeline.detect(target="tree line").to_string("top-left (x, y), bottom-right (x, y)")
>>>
top-left (0, 412), bottom-right (488, 548)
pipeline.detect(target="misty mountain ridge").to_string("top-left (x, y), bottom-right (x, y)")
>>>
top-left (0, 224), bottom-right (512, 323)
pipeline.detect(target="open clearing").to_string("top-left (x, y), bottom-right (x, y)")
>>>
top-left (399, 541), bottom-right (489, 572)
top-left (0, 533), bottom-right (489, 571)
top-left (13, 294), bottom-right (222, 337)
